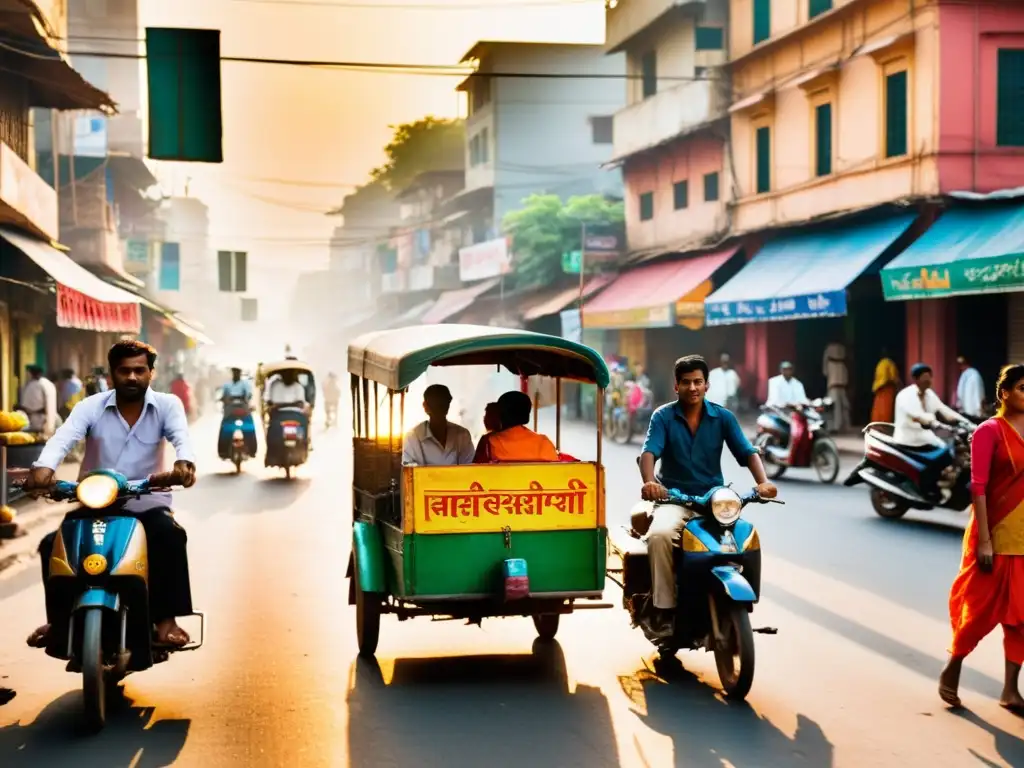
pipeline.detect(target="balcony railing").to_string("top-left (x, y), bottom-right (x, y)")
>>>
top-left (611, 77), bottom-right (723, 161)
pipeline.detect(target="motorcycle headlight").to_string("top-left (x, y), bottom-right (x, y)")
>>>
top-left (710, 488), bottom-right (742, 527)
top-left (77, 474), bottom-right (119, 509)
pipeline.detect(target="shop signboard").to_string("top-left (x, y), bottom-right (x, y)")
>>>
top-left (459, 237), bottom-right (511, 282)
top-left (705, 291), bottom-right (847, 325)
top-left (881, 256), bottom-right (1024, 300)
top-left (585, 304), bottom-right (673, 330)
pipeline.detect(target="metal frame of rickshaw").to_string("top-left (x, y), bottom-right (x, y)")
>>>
top-left (346, 325), bottom-right (611, 653)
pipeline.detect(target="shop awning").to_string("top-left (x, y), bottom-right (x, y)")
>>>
top-left (705, 215), bottom-right (916, 325)
top-left (1, 227), bottom-right (141, 332)
top-left (881, 204), bottom-right (1024, 300)
top-left (387, 300), bottom-right (437, 329)
top-left (521, 275), bottom-right (615, 321)
top-left (167, 314), bottom-right (213, 346)
top-left (421, 277), bottom-right (501, 324)
top-left (584, 247), bottom-right (739, 329)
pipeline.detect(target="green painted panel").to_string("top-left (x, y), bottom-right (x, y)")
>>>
top-left (753, 0), bottom-right (771, 45)
top-left (755, 126), bottom-right (771, 194)
top-left (815, 102), bottom-right (832, 176)
top-left (997, 49), bottom-right (1024, 147)
top-left (403, 529), bottom-right (606, 597)
top-left (885, 70), bottom-right (908, 158)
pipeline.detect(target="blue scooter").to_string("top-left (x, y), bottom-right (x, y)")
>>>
top-left (609, 485), bottom-right (782, 700)
top-left (26, 470), bottom-right (205, 731)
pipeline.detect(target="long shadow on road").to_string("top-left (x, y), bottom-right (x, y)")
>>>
top-left (619, 662), bottom-right (834, 767)
top-left (347, 642), bottom-right (622, 768)
top-left (0, 690), bottom-right (189, 767)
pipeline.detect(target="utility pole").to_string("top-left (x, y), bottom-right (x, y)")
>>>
top-left (578, 220), bottom-right (587, 340)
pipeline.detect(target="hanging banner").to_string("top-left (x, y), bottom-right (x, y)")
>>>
top-left (56, 285), bottom-right (141, 333)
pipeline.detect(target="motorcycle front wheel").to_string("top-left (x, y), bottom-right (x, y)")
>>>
top-left (754, 434), bottom-right (786, 480)
top-left (714, 603), bottom-right (755, 700)
top-left (813, 439), bottom-right (841, 484)
top-left (612, 413), bottom-right (631, 444)
top-left (81, 607), bottom-right (107, 731)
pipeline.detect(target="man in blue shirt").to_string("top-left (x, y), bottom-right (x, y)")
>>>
top-left (639, 355), bottom-right (776, 638)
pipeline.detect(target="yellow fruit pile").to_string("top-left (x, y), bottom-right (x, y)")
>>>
top-left (0, 411), bottom-right (29, 432)
top-left (0, 432), bottom-right (38, 445)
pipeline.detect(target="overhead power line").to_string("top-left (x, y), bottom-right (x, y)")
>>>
top-left (230, 0), bottom-right (601, 8)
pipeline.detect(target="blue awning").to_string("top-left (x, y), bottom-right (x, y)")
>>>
top-left (881, 203), bottom-right (1024, 300)
top-left (704, 214), bottom-right (917, 325)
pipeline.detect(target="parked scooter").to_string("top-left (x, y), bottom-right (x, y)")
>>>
top-left (754, 398), bottom-right (840, 484)
top-left (608, 485), bottom-right (782, 700)
top-left (843, 421), bottom-right (974, 519)
top-left (16, 469), bottom-right (205, 731)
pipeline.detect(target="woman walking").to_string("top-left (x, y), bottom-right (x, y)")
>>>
top-left (939, 364), bottom-right (1024, 712)
top-left (870, 349), bottom-right (900, 423)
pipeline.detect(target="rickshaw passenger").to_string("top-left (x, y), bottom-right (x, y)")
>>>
top-left (474, 391), bottom-right (558, 462)
top-left (268, 370), bottom-right (308, 411)
top-left (402, 384), bottom-right (475, 466)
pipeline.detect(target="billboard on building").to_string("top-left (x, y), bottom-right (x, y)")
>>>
top-left (459, 237), bottom-right (510, 283)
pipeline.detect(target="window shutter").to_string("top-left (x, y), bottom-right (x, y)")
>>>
top-left (756, 126), bottom-right (771, 193)
top-left (997, 49), bottom-right (1024, 147)
top-left (885, 71), bottom-right (908, 158)
top-left (673, 180), bottom-right (688, 210)
top-left (815, 103), bottom-right (832, 176)
top-left (753, 0), bottom-right (771, 45)
top-left (808, 0), bottom-right (832, 19)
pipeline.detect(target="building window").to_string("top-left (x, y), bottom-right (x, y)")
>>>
top-left (884, 69), bottom-right (908, 157)
top-left (591, 116), bottom-right (613, 144)
top-left (218, 250), bottom-right (247, 292)
top-left (703, 172), bottom-right (720, 202)
top-left (814, 102), bottom-right (833, 176)
top-left (695, 26), bottom-right (725, 51)
top-left (639, 191), bottom-right (654, 221)
top-left (641, 51), bottom-right (657, 99)
top-left (480, 128), bottom-right (490, 163)
top-left (159, 243), bottom-right (180, 291)
top-left (673, 180), bottom-right (689, 210)
top-left (755, 125), bottom-right (771, 193)
top-left (469, 135), bottom-right (479, 166)
top-left (808, 0), bottom-right (832, 19)
top-left (753, 0), bottom-right (771, 45)
top-left (240, 298), bottom-right (258, 322)
top-left (997, 49), bottom-right (1024, 147)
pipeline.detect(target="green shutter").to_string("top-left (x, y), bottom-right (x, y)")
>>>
top-left (642, 51), bottom-right (658, 98)
top-left (753, 0), bottom-right (771, 45)
top-left (673, 180), bottom-right (688, 209)
top-left (146, 28), bottom-right (223, 163)
top-left (639, 192), bottom-right (654, 221)
top-left (997, 49), bottom-right (1024, 147)
top-left (815, 103), bottom-right (832, 176)
top-left (703, 172), bottom-right (720, 202)
top-left (695, 26), bottom-right (725, 51)
top-left (755, 126), bottom-right (771, 193)
top-left (808, 0), bottom-right (832, 19)
top-left (884, 70), bottom-right (908, 158)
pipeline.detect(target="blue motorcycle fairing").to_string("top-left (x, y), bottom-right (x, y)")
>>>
top-left (220, 412), bottom-right (257, 435)
top-left (59, 515), bottom-right (149, 583)
top-left (709, 565), bottom-right (756, 602)
top-left (681, 517), bottom-right (759, 554)
top-left (74, 587), bottom-right (120, 612)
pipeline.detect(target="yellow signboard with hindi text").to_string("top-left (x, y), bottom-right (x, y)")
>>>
top-left (405, 463), bottom-right (601, 534)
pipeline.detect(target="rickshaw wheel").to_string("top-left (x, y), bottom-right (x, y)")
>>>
top-left (532, 613), bottom-right (560, 641)
top-left (354, 549), bottom-right (381, 656)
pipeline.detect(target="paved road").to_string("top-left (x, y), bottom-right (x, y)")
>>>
top-left (0, 410), bottom-right (1022, 767)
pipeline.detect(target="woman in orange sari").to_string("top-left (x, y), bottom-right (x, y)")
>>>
top-left (870, 349), bottom-right (900, 423)
top-left (939, 364), bottom-right (1024, 712)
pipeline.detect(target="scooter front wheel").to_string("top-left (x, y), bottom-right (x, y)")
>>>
top-left (714, 603), bottom-right (755, 700)
top-left (870, 487), bottom-right (909, 519)
top-left (813, 439), bottom-right (841, 484)
top-left (754, 434), bottom-right (787, 480)
top-left (81, 607), bottom-right (107, 732)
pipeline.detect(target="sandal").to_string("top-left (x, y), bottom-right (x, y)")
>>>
top-left (153, 626), bottom-right (190, 647)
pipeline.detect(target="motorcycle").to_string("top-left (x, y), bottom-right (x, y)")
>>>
top-left (754, 398), bottom-right (840, 484)
top-left (843, 421), bottom-right (973, 519)
top-left (608, 485), bottom-right (783, 700)
top-left (612, 399), bottom-right (654, 445)
top-left (18, 469), bottom-right (205, 731)
top-left (220, 396), bottom-right (255, 474)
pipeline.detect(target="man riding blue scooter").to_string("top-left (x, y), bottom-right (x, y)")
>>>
top-left (219, 367), bottom-right (258, 466)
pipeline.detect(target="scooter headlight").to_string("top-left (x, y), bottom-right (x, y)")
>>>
top-left (77, 474), bottom-right (119, 509)
top-left (710, 488), bottom-right (742, 527)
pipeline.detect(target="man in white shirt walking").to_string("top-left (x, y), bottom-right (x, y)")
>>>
top-left (765, 362), bottom-right (809, 409)
top-left (24, 340), bottom-right (197, 648)
top-left (955, 355), bottom-right (985, 419)
top-left (402, 384), bottom-right (475, 466)
top-left (707, 353), bottom-right (741, 411)
top-left (893, 363), bottom-right (972, 448)
top-left (19, 365), bottom-right (57, 437)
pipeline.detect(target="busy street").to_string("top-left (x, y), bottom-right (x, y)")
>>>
top-left (0, 409), bottom-right (1019, 767)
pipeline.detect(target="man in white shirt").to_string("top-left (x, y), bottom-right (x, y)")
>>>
top-left (707, 353), bottom-right (741, 411)
top-left (955, 355), bottom-right (985, 419)
top-left (19, 366), bottom-right (58, 437)
top-left (893, 363), bottom-right (972, 448)
top-left (24, 340), bottom-right (197, 648)
top-left (765, 362), bottom-right (809, 409)
top-left (267, 370), bottom-right (308, 411)
top-left (402, 384), bottom-right (475, 466)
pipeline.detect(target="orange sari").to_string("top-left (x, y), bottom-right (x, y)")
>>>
top-left (949, 418), bottom-right (1024, 663)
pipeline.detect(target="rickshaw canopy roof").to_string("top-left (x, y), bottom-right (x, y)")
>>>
top-left (347, 324), bottom-right (611, 390)
top-left (261, 360), bottom-right (315, 377)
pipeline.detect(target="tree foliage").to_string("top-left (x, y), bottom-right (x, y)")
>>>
top-left (503, 194), bottom-right (625, 289)
top-left (370, 117), bottom-right (465, 192)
